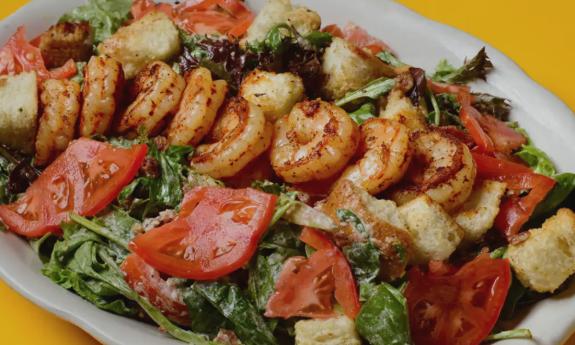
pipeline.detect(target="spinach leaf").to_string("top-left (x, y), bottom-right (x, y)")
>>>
top-left (376, 51), bottom-right (406, 68)
top-left (343, 242), bottom-right (380, 285)
top-left (431, 47), bottom-right (493, 84)
top-left (119, 143), bottom-right (194, 219)
top-left (194, 281), bottom-right (279, 345)
top-left (356, 283), bottom-right (411, 345)
top-left (335, 77), bottom-right (396, 107)
top-left (349, 103), bottom-right (377, 125)
top-left (60, 0), bottom-right (132, 44)
top-left (183, 288), bottom-right (227, 335)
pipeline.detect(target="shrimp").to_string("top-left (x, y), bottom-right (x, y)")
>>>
top-left (35, 79), bottom-right (81, 166)
top-left (79, 56), bottom-right (125, 137)
top-left (167, 67), bottom-right (228, 146)
top-left (270, 99), bottom-right (360, 183)
top-left (380, 72), bottom-right (428, 131)
top-left (191, 97), bottom-right (273, 179)
top-left (337, 118), bottom-right (411, 195)
top-left (118, 61), bottom-right (185, 136)
top-left (390, 129), bottom-right (476, 211)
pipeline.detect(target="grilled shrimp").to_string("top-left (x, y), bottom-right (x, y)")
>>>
top-left (270, 99), bottom-right (360, 183)
top-left (191, 97), bottom-right (273, 179)
top-left (35, 79), bottom-right (81, 166)
top-left (380, 72), bottom-right (427, 131)
top-left (390, 129), bottom-right (476, 211)
top-left (118, 61), bottom-right (185, 136)
top-left (337, 118), bottom-right (412, 195)
top-left (79, 56), bottom-right (125, 137)
top-left (167, 67), bottom-right (228, 146)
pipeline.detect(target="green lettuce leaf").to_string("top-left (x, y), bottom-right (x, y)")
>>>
top-left (335, 77), bottom-right (396, 107)
top-left (60, 0), bottom-right (132, 44)
top-left (349, 103), bottom-right (377, 125)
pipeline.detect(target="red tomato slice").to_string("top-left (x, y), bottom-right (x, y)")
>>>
top-left (130, 187), bottom-right (276, 280)
top-left (121, 254), bottom-right (189, 325)
top-left (265, 250), bottom-right (338, 319)
top-left (322, 24), bottom-right (344, 38)
top-left (299, 227), bottom-right (361, 319)
top-left (472, 152), bottom-right (556, 239)
top-left (427, 80), bottom-right (470, 95)
top-left (405, 254), bottom-right (511, 345)
top-left (0, 26), bottom-right (77, 80)
top-left (321, 23), bottom-right (391, 54)
top-left (475, 115), bottom-right (526, 153)
top-left (0, 139), bottom-right (147, 238)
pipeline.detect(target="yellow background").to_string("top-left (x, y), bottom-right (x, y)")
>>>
top-left (1, 0), bottom-right (574, 344)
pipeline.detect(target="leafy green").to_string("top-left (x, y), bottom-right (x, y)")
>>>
top-left (472, 93), bottom-right (511, 121)
top-left (71, 62), bottom-right (87, 85)
top-left (249, 221), bottom-right (304, 311)
top-left (377, 51), bottom-right (406, 68)
top-left (356, 283), bottom-right (411, 345)
top-left (30, 233), bottom-right (57, 263)
top-left (183, 288), bottom-right (227, 335)
top-left (533, 173), bottom-right (575, 218)
top-left (427, 92), bottom-right (463, 127)
top-left (349, 103), bottom-right (377, 125)
top-left (43, 221), bottom-right (215, 344)
top-left (513, 128), bottom-right (556, 176)
top-left (343, 242), bottom-right (380, 285)
top-left (70, 213), bottom-right (132, 250)
top-left (336, 209), bottom-right (369, 237)
top-left (304, 31), bottom-right (333, 48)
top-left (431, 48), bottom-right (493, 84)
top-left (251, 180), bottom-right (298, 226)
top-left (60, 0), bottom-right (132, 44)
top-left (490, 246), bottom-right (507, 259)
top-left (251, 180), bottom-right (291, 195)
top-left (335, 77), bottom-right (395, 107)
top-left (194, 282), bottom-right (279, 345)
top-left (187, 171), bottom-right (224, 188)
top-left (0, 154), bottom-right (12, 204)
top-left (484, 329), bottom-right (532, 342)
top-left (119, 143), bottom-right (194, 219)
top-left (500, 275), bottom-right (527, 320)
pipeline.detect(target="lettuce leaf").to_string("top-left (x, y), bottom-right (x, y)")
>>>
top-left (431, 48), bottom-right (493, 84)
top-left (60, 0), bottom-right (132, 44)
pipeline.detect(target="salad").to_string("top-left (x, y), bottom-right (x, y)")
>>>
top-left (0, 0), bottom-right (574, 344)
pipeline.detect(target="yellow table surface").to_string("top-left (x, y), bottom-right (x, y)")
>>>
top-left (1, 0), bottom-right (574, 344)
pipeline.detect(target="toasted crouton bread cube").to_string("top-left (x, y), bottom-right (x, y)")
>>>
top-left (453, 180), bottom-right (507, 242)
top-left (295, 316), bottom-right (361, 345)
top-left (240, 70), bottom-right (304, 122)
top-left (39, 21), bottom-right (93, 68)
top-left (286, 6), bottom-right (321, 36)
top-left (507, 208), bottom-right (575, 293)
top-left (322, 38), bottom-right (395, 100)
top-left (319, 180), bottom-right (414, 280)
top-left (0, 72), bottom-right (38, 154)
top-left (98, 12), bottom-right (181, 79)
top-left (379, 72), bottom-right (427, 131)
top-left (398, 194), bottom-right (464, 263)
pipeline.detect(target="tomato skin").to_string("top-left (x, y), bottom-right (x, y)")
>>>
top-left (472, 152), bottom-right (556, 239)
top-left (131, 187), bottom-right (276, 280)
top-left (405, 254), bottom-right (511, 345)
top-left (0, 139), bottom-right (147, 238)
top-left (121, 254), bottom-right (189, 325)
top-left (0, 26), bottom-right (77, 80)
top-left (322, 23), bottom-right (390, 54)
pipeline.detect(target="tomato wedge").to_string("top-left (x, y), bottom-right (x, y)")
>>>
top-left (121, 254), bottom-right (189, 325)
top-left (0, 26), bottom-right (77, 80)
top-left (130, 187), bottom-right (276, 280)
top-left (322, 23), bottom-right (391, 54)
top-left (131, 0), bottom-right (254, 37)
top-left (472, 152), bottom-right (556, 239)
top-left (0, 139), bottom-right (147, 238)
top-left (266, 227), bottom-right (360, 319)
top-left (405, 254), bottom-right (511, 345)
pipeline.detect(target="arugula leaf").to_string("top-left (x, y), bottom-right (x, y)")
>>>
top-left (60, 0), bottom-right (132, 44)
top-left (377, 51), bottom-right (406, 68)
top-left (356, 283), bottom-right (411, 345)
top-left (343, 242), bottom-right (380, 285)
top-left (484, 329), bottom-right (532, 342)
top-left (194, 282), bottom-right (279, 345)
top-left (349, 103), bottom-right (377, 125)
top-left (431, 48), bottom-right (493, 84)
top-left (119, 143), bottom-right (194, 219)
top-left (335, 77), bottom-right (395, 107)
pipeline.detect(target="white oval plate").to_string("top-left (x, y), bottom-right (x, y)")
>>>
top-left (1, 1), bottom-right (575, 344)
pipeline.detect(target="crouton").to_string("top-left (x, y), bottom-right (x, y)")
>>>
top-left (398, 194), bottom-right (463, 263)
top-left (240, 70), bottom-right (304, 122)
top-left (379, 72), bottom-right (427, 131)
top-left (319, 180), bottom-right (414, 280)
top-left (507, 208), bottom-right (575, 293)
top-left (35, 79), bottom-right (82, 166)
top-left (322, 38), bottom-right (394, 100)
top-left (98, 12), bottom-right (181, 79)
top-left (0, 72), bottom-right (38, 154)
top-left (295, 316), bottom-right (361, 345)
top-left (453, 180), bottom-right (507, 242)
top-left (245, 0), bottom-right (321, 42)
top-left (39, 21), bottom-right (93, 68)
